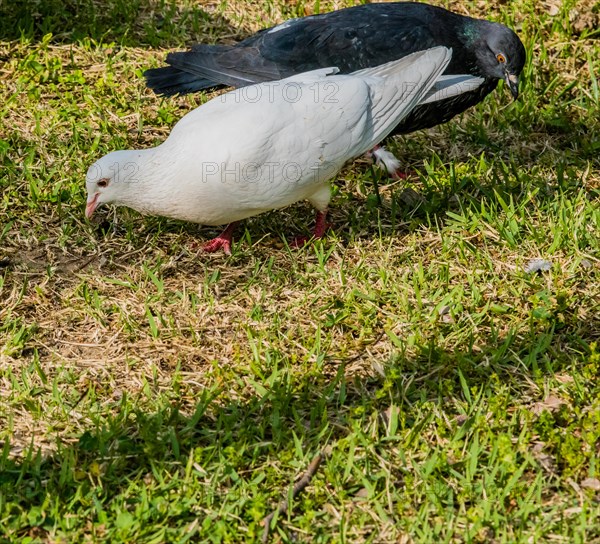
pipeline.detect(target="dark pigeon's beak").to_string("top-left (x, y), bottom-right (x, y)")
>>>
top-left (86, 192), bottom-right (100, 218)
top-left (505, 71), bottom-right (519, 100)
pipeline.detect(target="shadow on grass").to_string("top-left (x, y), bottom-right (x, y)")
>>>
top-left (0, 0), bottom-right (246, 47)
top-left (1, 311), bottom-right (596, 540)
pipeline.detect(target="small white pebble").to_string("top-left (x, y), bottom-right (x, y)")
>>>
top-left (581, 478), bottom-right (600, 491)
top-left (524, 258), bottom-right (552, 273)
top-left (438, 305), bottom-right (451, 316)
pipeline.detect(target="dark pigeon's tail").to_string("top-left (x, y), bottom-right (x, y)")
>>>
top-left (144, 44), bottom-right (239, 96)
top-left (144, 43), bottom-right (285, 96)
top-left (144, 65), bottom-right (217, 96)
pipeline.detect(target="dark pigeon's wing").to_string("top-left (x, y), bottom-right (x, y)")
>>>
top-left (145, 4), bottom-right (447, 94)
top-left (250, 11), bottom-right (443, 75)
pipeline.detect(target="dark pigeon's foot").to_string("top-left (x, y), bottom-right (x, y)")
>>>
top-left (390, 169), bottom-right (410, 180)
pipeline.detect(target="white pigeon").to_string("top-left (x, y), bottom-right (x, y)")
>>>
top-left (85, 47), bottom-right (482, 254)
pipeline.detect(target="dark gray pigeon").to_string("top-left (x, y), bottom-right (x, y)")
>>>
top-left (145, 2), bottom-right (526, 141)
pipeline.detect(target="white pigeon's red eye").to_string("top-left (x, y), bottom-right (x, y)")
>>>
top-left (97, 178), bottom-right (109, 188)
top-left (496, 53), bottom-right (506, 63)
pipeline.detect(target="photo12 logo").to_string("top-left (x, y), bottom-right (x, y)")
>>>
top-left (221, 80), bottom-right (339, 104)
top-left (86, 160), bottom-right (340, 185)
top-left (200, 161), bottom-right (338, 184)
top-left (86, 162), bottom-right (140, 184)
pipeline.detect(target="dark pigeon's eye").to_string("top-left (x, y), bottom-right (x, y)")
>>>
top-left (97, 178), bottom-right (110, 188)
top-left (496, 53), bottom-right (506, 63)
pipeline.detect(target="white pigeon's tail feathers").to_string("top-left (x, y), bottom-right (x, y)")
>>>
top-left (420, 74), bottom-right (484, 105)
top-left (355, 47), bottom-right (452, 147)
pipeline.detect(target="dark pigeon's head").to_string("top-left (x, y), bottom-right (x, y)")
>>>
top-left (473, 21), bottom-right (526, 99)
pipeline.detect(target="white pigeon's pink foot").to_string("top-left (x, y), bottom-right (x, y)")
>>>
top-left (202, 222), bottom-right (238, 254)
top-left (291, 210), bottom-right (330, 248)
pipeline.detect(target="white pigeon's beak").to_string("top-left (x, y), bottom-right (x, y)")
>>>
top-left (85, 192), bottom-right (100, 218)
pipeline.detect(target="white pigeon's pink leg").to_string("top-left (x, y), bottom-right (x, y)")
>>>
top-left (203, 222), bottom-right (238, 254)
top-left (290, 210), bottom-right (330, 248)
top-left (312, 209), bottom-right (329, 239)
top-left (291, 184), bottom-right (331, 248)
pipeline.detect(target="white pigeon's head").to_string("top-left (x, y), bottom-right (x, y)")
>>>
top-left (85, 150), bottom-right (142, 218)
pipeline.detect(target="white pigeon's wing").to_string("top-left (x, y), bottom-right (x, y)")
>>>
top-left (267, 46), bottom-right (453, 164)
top-left (349, 47), bottom-right (452, 146)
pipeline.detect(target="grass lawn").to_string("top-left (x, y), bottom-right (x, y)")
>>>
top-left (1, 0), bottom-right (599, 542)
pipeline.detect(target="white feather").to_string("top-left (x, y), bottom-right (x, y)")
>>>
top-left (371, 147), bottom-right (402, 175)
